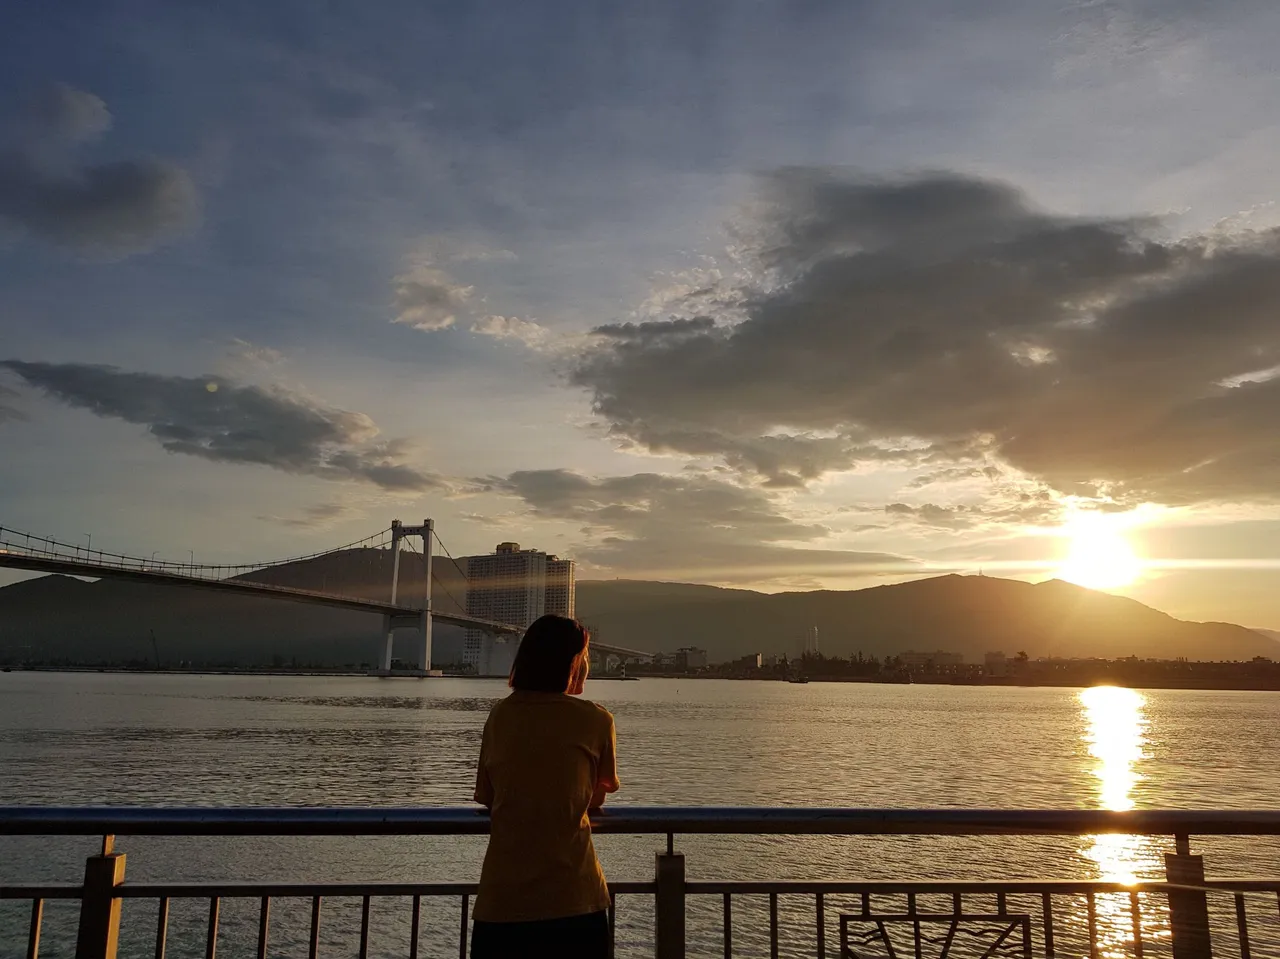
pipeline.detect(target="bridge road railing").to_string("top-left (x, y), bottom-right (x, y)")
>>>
top-left (3, 807), bottom-right (1280, 959)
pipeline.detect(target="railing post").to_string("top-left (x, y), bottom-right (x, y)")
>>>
top-left (654, 843), bottom-right (686, 959)
top-left (76, 837), bottom-right (126, 959)
top-left (1165, 835), bottom-right (1213, 959)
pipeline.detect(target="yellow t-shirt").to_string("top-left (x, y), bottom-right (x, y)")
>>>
top-left (473, 691), bottom-right (620, 922)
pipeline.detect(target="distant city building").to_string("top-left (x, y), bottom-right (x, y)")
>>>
top-left (901, 650), bottom-right (964, 672)
top-left (546, 557), bottom-right (576, 618)
top-left (676, 646), bottom-right (708, 670)
top-left (803, 626), bottom-right (820, 656)
top-left (462, 543), bottom-right (575, 676)
top-left (984, 651), bottom-right (1008, 678)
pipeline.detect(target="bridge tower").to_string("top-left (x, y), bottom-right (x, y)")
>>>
top-left (381, 519), bottom-right (437, 675)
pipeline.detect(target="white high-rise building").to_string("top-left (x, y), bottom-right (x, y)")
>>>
top-left (463, 543), bottom-right (576, 676)
top-left (803, 626), bottom-right (820, 656)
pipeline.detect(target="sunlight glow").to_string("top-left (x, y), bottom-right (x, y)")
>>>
top-left (1080, 686), bottom-right (1146, 814)
top-left (1078, 686), bottom-right (1163, 956)
top-left (1055, 514), bottom-right (1143, 589)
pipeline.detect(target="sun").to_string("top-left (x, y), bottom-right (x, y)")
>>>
top-left (1054, 514), bottom-right (1143, 590)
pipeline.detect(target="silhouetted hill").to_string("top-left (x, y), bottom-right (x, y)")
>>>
top-left (3, 562), bottom-right (1275, 667)
top-left (0, 548), bottom-right (469, 667)
top-left (576, 574), bottom-right (1279, 663)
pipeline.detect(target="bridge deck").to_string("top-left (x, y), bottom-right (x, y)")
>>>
top-left (0, 552), bottom-right (519, 633)
top-left (0, 552), bottom-right (654, 658)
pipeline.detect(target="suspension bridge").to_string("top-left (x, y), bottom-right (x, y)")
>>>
top-left (0, 520), bottom-right (653, 674)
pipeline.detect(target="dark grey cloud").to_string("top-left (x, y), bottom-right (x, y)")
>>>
top-left (0, 84), bottom-right (199, 257)
top-left (2, 361), bottom-right (445, 491)
top-left (0, 384), bottom-right (26, 423)
top-left (28, 84), bottom-right (112, 145)
top-left (480, 468), bottom-right (914, 583)
top-left (884, 496), bottom-right (1060, 531)
top-left (591, 316), bottom-right (718, 340)
top-left (573, 169), bottom-right (1280, 506)
top-left (257, 501), bottom-right (361, 530)
top-left (905, 466), bottom-right (1002, 490)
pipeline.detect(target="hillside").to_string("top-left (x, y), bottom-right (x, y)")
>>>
top-left (1, 559), bottom-right (1275, 667)
top-left (576, 574), bottom-right (1279, 663)
top-left (0, 548), bottom-right (470, 667)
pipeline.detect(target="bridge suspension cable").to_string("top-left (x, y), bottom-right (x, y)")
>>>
top-left (403, 536), bottom-right (467, 616)
top-left (431, 529), bottom-right (472, 588)
top-left (0, 523), bottom-right (394, 583)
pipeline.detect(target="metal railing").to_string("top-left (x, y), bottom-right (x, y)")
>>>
top-left (3, 807), bottom-right (1279, 958)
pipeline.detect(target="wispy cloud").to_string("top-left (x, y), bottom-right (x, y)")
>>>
top-left (0, 84), bottom-right (200, 258)
top-left (2, 360), bottom-right (447, 491)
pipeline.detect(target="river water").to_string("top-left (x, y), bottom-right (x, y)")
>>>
top-left (1, 672), bottom-right (1278, 957)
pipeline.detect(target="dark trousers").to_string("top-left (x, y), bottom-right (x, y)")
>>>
top-left (471, 910), bottom-right (609, 959)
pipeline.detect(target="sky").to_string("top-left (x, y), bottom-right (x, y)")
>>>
top-left (6, 0), bottom-right (1280, 628)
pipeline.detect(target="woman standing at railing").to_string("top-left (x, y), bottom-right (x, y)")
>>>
top-left (472, 615), bottom-right (621, 959)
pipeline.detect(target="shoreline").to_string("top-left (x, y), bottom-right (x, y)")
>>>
top-left (4, 665), bottom-right (1280, 692)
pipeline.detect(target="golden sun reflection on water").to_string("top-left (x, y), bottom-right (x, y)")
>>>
top-left (1079, 686), bottom-right (1166, 956)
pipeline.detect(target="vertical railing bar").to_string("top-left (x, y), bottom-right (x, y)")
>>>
top-left (907, 892), bottom-right (917, 916)
top-left (997, 892), bottom-right (1007, 916)
top-left (952, 893), bottom-right (962, 916)
top-left (861, 892), bottom-right (871, 917)
top-left (770, 892), bottom-right (779, 959)
top-left (359, 894), bottom-right (371, 959)
top-left (723, 892), bottom-right (732, 959)
top-left (205, 897), bottom-right (220, 959)
top-left (913, 913), bottom-right (923, 959)
top-left (1042, 894), bottom-right (1055, 959)
top-left (608, 893), bottom-right (617, 959)
top-left (816, 892), bottom-right (825, 959)
top-left (459, 893), bottom-right (470, 959)
top-left (1235, 892), bottom-right (1252, 959)
top-left (1020, 916), bottom-right (1031, 959)
top-left (309, 896), bottom-right (322, 959)
top-left (154, 896), bottom-right (169, 959)
top-left (877, 919), bottom-right (899, 959)
top-left (256, 897), bottom-right (270, 959)
top-left (1086, 892), bottom-right (1098, 959)
top-left (939, 919), bottom-right (959, 959)
top-left (26, 898), bottom-right (43, 959)
top-left (1129, 891), bottom-right (1144, 959)
top-left (409, 894), bottom-right (421, 959)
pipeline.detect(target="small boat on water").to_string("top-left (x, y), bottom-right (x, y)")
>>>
top-left (788, 677), bottom-right (810, 684)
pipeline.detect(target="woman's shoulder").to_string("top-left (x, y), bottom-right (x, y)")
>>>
top-left (573, 697), bottom-right (615, 725)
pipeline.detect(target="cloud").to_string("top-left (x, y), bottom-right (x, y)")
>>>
top-left (1, 360), bottom-right (446, 491)
top-left (479, 468), bottom-right (914, 583)
top-left (883, 497), bottom-right (1061, 531)
top-left (390, 237), bottom-right (518, 331)
top-left (0, 383), bottom-right (26, 423)
top-left (469, 315), bottom-right (552, 349)
top-left (28, 84), bottom-right (112, 145)
top-left (392, 264), bottom-right (473, 331)
top-left (572, 169), bottom-right (1280, 507)
top-left (225, 338), bottom-right (286, 371)
top-left (257, 501), bottom-right (361, 530)
top-left (0, 84), bottom-right (200, 258)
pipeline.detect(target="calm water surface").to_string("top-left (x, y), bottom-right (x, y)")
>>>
top-left (2, 673), bottom-right (1278, 957)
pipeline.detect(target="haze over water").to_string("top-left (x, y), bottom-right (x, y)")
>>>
top-left (3, 673), bottom-right (1279, 957)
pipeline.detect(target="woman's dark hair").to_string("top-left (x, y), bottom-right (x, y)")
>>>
top-left (508, 615), bottom-right (590, 692)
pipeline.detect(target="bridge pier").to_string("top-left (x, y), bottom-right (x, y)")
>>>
top-left (378, 611), bottom-right (439, 676)
top-left (375, 520), bottom-right (438, 677)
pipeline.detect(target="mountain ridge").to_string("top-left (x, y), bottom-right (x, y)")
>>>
top-left (0, 556), bottom-right (1275, 666)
